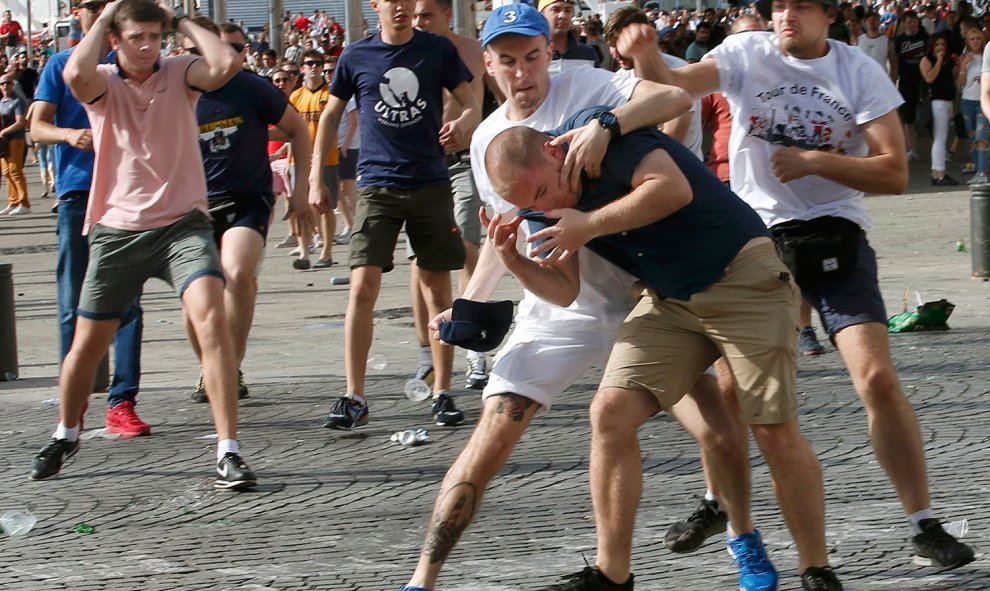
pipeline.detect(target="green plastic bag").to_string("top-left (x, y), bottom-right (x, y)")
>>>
top-left (888, 289), bottom-right (955, 333)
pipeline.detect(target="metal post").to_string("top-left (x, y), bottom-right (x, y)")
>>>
top-left (214, 0), bottom-right (226, 23)
top-left (971, 185), bottom-right (990, 280)
top-left (26, 0), bottom-right (33, 61)
top-left (183, 0), bottom-right (195, 17)
top-left (0, 263), bottom-right (19, 381)
top-left (452, 0), bottom-right (473, 37)
top-left (270, 0), bottom-right (284, 56)
top-left (345, 0), bottom-right (363, 44)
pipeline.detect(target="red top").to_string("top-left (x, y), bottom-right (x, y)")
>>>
top-left (294, 16), bottom-right (311, 32)
top-left (701, 92), bottom-right (732, 183)
top-left (1, 21), bottom-right (23, 47)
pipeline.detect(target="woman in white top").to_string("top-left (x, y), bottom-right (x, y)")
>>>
top-left (958, 28), bottom-right (988, 184)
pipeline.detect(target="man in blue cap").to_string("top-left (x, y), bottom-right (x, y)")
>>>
top-left (398, 4), bottom-right (768, 591)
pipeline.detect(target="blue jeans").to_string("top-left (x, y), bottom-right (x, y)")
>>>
top-left (960, 99), bottom-right (988, 175)
top-left (56, 194), bottom-right (143, 406)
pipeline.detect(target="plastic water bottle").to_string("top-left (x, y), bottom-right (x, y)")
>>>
top-left (79, 428), bottom-right (122, 440)
top-left (390, 428), bottom-right (430, 446)
top-left (0, 510), bottom-right (38, 537)
top-left (367, 354), bottom-right (388, 371)
top-left (944, 519), bottom-right (969, 538)
top-left (956, 239), bottom-right (967, 252)
top-left (404, 378), bottom-right (432, 401)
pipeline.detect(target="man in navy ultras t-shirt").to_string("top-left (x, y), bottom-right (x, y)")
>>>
top-left (487, 108), bottom-right (809, 591)
top-left (29, 0), bottom-right (147, 438)
top-left (309, 0), bottom-right (480, 431)
top-left (186, 20), bottom-right (317, 403)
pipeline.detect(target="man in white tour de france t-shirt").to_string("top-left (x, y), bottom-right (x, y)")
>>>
top-left (648, 0), bottom-right (975, 588)
top-left (397, 4), bottom-right (766, 591)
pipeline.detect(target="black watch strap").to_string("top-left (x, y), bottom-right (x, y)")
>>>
top-left (171, 9), bottom-right (188, 30)
top-left (592, 111), bottom-right (621, 139)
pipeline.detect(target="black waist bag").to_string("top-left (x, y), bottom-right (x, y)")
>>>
top-left (770, 216), bottom-right (863, 286)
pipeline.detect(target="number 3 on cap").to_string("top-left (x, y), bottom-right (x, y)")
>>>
top-left (502, 10), bottom-right (517, 23)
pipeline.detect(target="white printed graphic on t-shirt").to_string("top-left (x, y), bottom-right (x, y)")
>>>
top-left (376, 67), bottom-right (427, 128)
top-left (745, 88), bottom-right (856, 155)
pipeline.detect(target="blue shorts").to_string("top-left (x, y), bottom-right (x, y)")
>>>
top-left (799, 233), bottom-right (888, 336)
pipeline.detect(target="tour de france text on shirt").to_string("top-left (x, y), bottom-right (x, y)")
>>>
top-left (755, 84), bottom-right (854, 123)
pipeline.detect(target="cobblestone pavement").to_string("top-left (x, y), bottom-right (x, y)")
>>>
top-left (1, 161), bottom-right (989, 590)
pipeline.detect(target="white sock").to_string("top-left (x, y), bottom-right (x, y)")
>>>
top-left (419, 345), bottom-right (432, 366)
top-left (466, 349), bottom-right (482, 361)
top-left (704, 490), bottom-right (720, 505)
top-left (909, 508), bottom-right (936, 535)
top-left (54, 422), bottom-right (80, 442)
top-left (346, 392), bottom-right (367, 406)
top-left (217, 439), bottom-right (239, 461)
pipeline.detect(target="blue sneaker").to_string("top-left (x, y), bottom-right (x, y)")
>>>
top-left (323, 396), bottom-right (369, 430)
top-left (727, 530), bottom-right (778, 591)
top-left (399, 587), bottom-right (431, 591)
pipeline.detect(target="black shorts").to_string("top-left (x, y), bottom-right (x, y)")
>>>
top-left (208, 194), bottom-right (274, 246)
top-left (898, 83), bottom-right (921, 124)
top-left (339, 148), bottom-right (359, 181)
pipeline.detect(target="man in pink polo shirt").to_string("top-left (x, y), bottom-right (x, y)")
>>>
top-left (29, 0), bottom-right (257, 491)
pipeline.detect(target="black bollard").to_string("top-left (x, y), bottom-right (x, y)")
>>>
top-left (0, 263), bottom-right (18, 380)
top-left (972, 184), bottom-right (990, 280)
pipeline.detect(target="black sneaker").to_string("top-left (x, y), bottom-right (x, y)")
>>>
top-left (664, 498), bottom-right (728, 553)
top-left (543, 567), bottom-right (633, 590)
top-left (30, 438), bottom-right (81, 480)
top-left (191, 374), bottom-right (207, 403)
top-left (800, 566), bottom-right (843, 591)
top-left (215, 452), bottom-right (258, 491)
top-left (912, 518), bottom-right (975, 570)
top-left (465, 355), bottom-right (488, 390)
top-left (323, 396), bottom-right (370, 430)
top-left (931, 175), bottom-right (960, 187)
top-left (798, 326), bottom-right (826, 356)
top-left (237, 370), bottom-right (249, 399)
top-left (432, 391), bottom-right (465, 426)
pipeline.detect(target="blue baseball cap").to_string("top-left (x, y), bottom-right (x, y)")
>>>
top-left (481, 3), bottom-right (551, 47)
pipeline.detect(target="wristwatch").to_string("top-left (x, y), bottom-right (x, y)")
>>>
top-left (592, 111), bottom-right (621, 140)
top-left (171, 7), bottom-right (188, 31)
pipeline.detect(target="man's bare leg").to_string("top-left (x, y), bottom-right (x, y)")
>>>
top-left (58, 318), bottom-right (120, 428)
top-left (417, 267), bottom-right (454, 394)
top-left (344, 265), bottom-right (384, 396)
top-left (406, 394), bottom-right (541, 589)
top-left (219, 227), bottom-right (265, 364)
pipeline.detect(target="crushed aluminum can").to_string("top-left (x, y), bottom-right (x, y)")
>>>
top-left (390, 428), bottom-right (430, 446)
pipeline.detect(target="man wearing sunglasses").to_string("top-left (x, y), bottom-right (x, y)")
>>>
top-left (290, 49), bottom-right (339, 270)
top-left (30, 0), bottom-right (148, 440)
top-left (184, 19), bottom-right (316, 407)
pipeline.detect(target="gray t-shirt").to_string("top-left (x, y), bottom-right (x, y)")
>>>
top-left (0, 96), bottom-right (26, 140)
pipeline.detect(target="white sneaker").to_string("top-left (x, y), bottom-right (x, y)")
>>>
top-left (8, 205), bottom-right (31, 216)
top-left (0, 205), bottom-right (12, 215)
top-left (967, 173), bottom-right (988, 185)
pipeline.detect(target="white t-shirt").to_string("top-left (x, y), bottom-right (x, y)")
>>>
top-left (470, 65), bottom-right (640, 326)
top-left (855, 33), bottom-right (890, 71)
top-left (707, 32), bottom-right (903, 229)
top-left (614, 52), bottom-right (703, 160)
top-left (962, 50), bottom-right (982, 101)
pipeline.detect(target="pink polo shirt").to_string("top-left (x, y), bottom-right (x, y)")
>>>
top-left (82, 54), bottom-right (209, 233)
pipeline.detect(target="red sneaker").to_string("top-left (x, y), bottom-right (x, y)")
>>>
top-left (105, 401), bottom-right (152, 437)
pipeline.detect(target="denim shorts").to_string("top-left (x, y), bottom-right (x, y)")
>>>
top-left (78, 209), bottom-right (224, 320)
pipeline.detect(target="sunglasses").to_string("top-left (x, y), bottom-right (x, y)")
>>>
top-left (303, 60), bottom-right (324, 67)
top-left (322, 68), bottom-right (334, 75)
top-left (272, 77), bottom-right (290, 83)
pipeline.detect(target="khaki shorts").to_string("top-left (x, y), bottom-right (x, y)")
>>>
top-left (600, 242), bottom-right (800, 424)
top-left (350, 183), bottom-right (465, 272)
